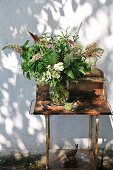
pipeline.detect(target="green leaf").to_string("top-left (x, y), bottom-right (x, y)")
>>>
top-left (2, 45), bottom-right (9, 50)
top-left (0, 159), bottom-right (5, 166)
top-left (26, 72), bottom-right (31, 79)
top-left (64, 103), bottom-right (73, 110)
top-left (79, 68), bottom-right (86, 75)
top-left (64, 52), bottom-right (73, 66)
top-left (66, 70), bottom-right (75, 79)
top-left (23, 40), bottom-right (29, 47)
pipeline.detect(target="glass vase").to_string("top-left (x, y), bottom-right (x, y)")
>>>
top-left (49, 83), bottom-right (69, 106)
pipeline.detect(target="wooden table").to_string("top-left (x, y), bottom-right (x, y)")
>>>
top-left (30, 77), bottom-right (112, 170)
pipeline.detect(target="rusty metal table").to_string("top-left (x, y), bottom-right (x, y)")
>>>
top-left (31, 78), bottom-right (112, 170)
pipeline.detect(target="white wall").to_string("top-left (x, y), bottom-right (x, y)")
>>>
top-left (0, 0), bottom-right (113, 157)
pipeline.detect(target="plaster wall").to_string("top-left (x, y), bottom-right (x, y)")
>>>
top-left (0, 0), bottom-right (113, 157)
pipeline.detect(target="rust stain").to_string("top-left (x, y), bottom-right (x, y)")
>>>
top-left (33, 77), bottom-right (111, 116)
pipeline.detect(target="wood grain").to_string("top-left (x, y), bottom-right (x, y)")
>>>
top-left (33, 77), bottom-right (111, 116)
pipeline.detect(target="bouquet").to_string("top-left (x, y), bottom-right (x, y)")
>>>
top-left (3, 28), bottom-right (104, 105)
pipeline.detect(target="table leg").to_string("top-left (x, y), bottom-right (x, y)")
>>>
top-left (89, 115), bottom-right (94, 150)
top-left (95, 115), bottom-right (99, 159)
top-left (45, 115), bottom-right (50, 170)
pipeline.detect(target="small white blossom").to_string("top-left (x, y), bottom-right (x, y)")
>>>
top-left (54, 62), bottom-right (64, 71)
top-left (52, 70), bottom-right (60, 79)
top-left (41, 75), bottom-right (46, 82)
top-left (37, 73), bottom-right (46, 84)
top-left (47, 65), bottom-right (51, 69)
top-left (46, 70), bottom-right (52, 79)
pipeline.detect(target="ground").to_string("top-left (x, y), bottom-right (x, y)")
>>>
top-left (0, 150), bottom-right (113, 170)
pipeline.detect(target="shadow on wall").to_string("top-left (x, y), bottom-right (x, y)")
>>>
top-left (0, 0), bottom-right (68, 157)
top-left (0, 0), bottom-right (113, 156)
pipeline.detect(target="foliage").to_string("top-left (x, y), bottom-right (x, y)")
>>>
top-left (3, 28), bottom-right (104, 105)
top-left (64, 103), bottom-right (73, 111)
top-left (0, 159), bottom-right (5, 167)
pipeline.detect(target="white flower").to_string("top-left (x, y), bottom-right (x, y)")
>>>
top-left (47, 65), bottom-right (51, 69)
top-left (53, 62), bottom-right (64, 71)
top-left (52, 70), bottom-right (60, 79)
top-left (37, 73), bottom-right (46, 84)
top-left (46, 70), bottom-right (52, 79)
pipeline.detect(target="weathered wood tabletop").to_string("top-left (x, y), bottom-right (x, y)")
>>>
top-left (33, 96), bottom-right (111, 115)
top-left (32, 77), bottom-right (112, 116)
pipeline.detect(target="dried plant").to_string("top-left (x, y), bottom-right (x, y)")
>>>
top-left (83, 42), bottom-right (104, 58)
top-left (2, 44), bottom-right (23, 55)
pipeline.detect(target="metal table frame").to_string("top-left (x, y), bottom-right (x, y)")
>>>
top-left (44, 80), bottom-right (108, 170)
top-left (45, 114), bottom-right (99, 170)
top-left (30, 79), bottom-right (112, 170)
